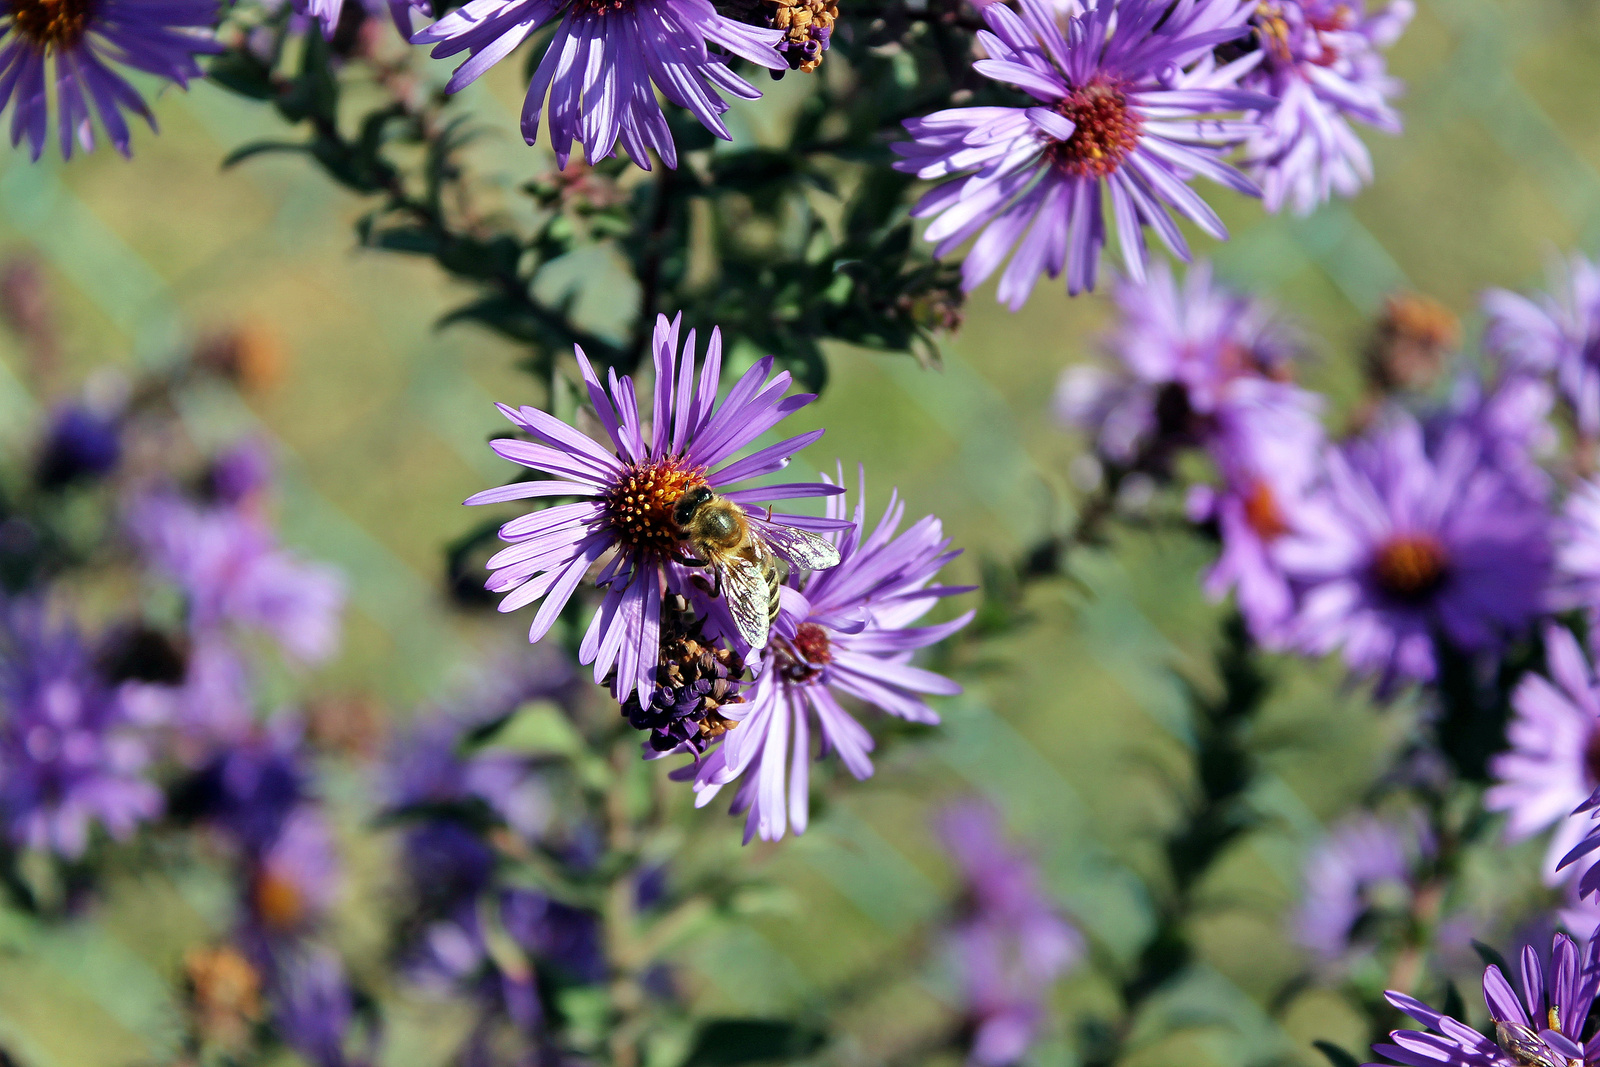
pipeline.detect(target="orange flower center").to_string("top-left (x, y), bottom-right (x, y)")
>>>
top-left (1242, 480), bottom-right (1290, 541)
top-left (602, 456), bottom-right (707, 557)
top-left (8, 0), bottom-right (91, 47)
top-left (1043, 81), bottom-right (1143, 180)
top-left (780, 622), bottom-right (832, 683)
top-left (253, 869), bottom-right (306, 931)
top-left (1370, 534), bottom-right (1449, 602)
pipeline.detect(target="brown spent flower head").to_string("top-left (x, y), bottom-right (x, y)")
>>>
top-left (306, 693), bottom-right (385, 758)
top-left (767, 0), bottom-right (836, 72)
top-left (193, 322), bottom-right (286, 393)
top-left (1366, 292), bottom-right (1460, 393)
top-left (617, 593), bottom-right (745, 752)
top-left (185, 944), bottom-right (263, 1049)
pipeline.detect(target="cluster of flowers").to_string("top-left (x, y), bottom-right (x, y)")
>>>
top-left (1061, 252), bottom-right (1600, 996)
top-left (2, 0), bottom-right (1411, 295)
top-left (469, 313), bottom-right (973, 843)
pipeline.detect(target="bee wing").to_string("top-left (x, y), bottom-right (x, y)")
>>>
top-left (1496, 1023), bottom-right (1562, 1067)
top-left (750, 520), bottom-right (842, 571)
top-left (714, 554), bottom-right (774, 650)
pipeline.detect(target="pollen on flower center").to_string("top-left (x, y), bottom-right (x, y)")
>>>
top-left (1370, 533), bottom-right (1449, 602)
top-left (602, 457), bottom-right (707, 556)
top-left (1043, 81), bottom-right (1143, 180)
top-left (1243, 479), bottom-right (1290, 540)
top-left (780, 622), bottom-right (833, 683)
top-left (9, 0), bottom-right (92, 46)
top-left (569, 0), bottom-right (633, 15)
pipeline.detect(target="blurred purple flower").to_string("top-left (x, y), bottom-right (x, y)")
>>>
top-left (1276, 410), bottom-right (1552, 688)
top-left (935, 801), bottom-right (1081, 1067)
top-left (0, 0), bottom-right (221, 159)
top-left (0, 603), bottom-right (161, 856)
top-left (273, 948), bottom-right (365, 1067)
top-left (1484, 254), bottom-right (1600, 437)
top-left (1370, 932), bottom-right (1600, 1067)
top-left (1056, 261), bottom-right (1317, 475)
top-left (122, 633), bottom-right (255, 755)
top-left (1488, 627), bottom-right (1600, 884)
top-left (1556, 479), bottom-right (1600, 624)
top-left (1237, 0), bottom-right (1413, 215)
top-left (688, 475), bottom-right (972, 843)
top-left (204, 439), bottom-right (275, 507)
top-left (185, 722), bottom-right (308, 853)
top-left (131, 492), bottom-right (345, 664)
top-left (891, 0), bottom-right (1270, 305)
top-left (34, 403), bottom-right (120, 490)
top-left (1434, 373), bottom-right (1556, 499)
top-left (414, 0), bottom-right (785, 169)
top-left (409, 889), bottom-right (603, 1052)
top-left (466, 313), bottom-right (844, 704)
top-left (249, 805), bottom-right (342, 936)
top-left (1293, 813), bottom-right (1424, 964)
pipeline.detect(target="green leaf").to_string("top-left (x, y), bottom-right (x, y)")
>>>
top-left (682, 1019), bottom-right (826, 1067)
top-left (206, 50), bottom-right (276, 100)
top-left (1312, 1041), bottom-right (1362, 1067)
top-left (476, 701), bottom-right (585, 759)
top-left (221, 140), bottom-right (311, 168)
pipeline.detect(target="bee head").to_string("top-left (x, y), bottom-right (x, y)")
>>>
top-left (672, 485), bottom-right (715, 528)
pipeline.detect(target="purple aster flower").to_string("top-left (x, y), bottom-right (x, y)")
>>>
top-left (465, 313), bottom-right (845, 704)
top-left (34, 402), bottom-right (120, 490)
top-left (1488, 626), bottom-right (1600, 883)
top-left (1292, 813), bottom-right (1425, 964)
top-left (686, 474), bottom-right (972, 843)
top-left (204, 439), bottom-right (275, 507)
top-left (248, 805), bottom-right (342, 936)
top-left (1190, 460), bottom-right (1320, 645)
top-left (891, 0), bottom-right (1272, 305)
top-left (1485, 254), bottom-right (1600, 438)
top-left (1055, 261), bottom-right (1316, 474)
top-left (412, 0), bottom-right (785, 169)
top-left (273, 948), bottom-right (369, 1067)
top-left (0, 0), bottom-right (221, 159)
top-left (122, 633), bottom-right (255, 756)
top-left (130, 492), bottom-right (346, 664)
top-left (386, 684), bottom-right (565, 842)
top-left (1557, 479), bottom-right (1600, 624)
top-left (0, 602), bottom-right (161, 856)
top-left (183, 721), bottom-right (308, 853)
top-left (409, 888), bottom-right (603, 1057)
top-left (1276, 410), bottom-right (1552, 688)
top-left (1368, 931), bottom-right (1600, 1067)
top-left (1434, 372), bottom-right (1556, 500)
top-left (935, 801), bottom-right (1082, 1067)
top-left (1236, 0), bottom-right (1413, 215)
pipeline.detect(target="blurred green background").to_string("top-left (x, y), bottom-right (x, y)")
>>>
top-left (2, 0), bottom-right (1599, 1063)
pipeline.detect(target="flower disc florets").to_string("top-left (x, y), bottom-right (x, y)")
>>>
top-left (1043, 81), bottom-right (1142, 180)
top-left (1370, 533), bottom-right (1448, 602)
top-left (11, 0), bottom-right (92, 47)
top-left (602, 458), bottom-right (707, 557)
top-left (778, 622), bottom-right (831, 683)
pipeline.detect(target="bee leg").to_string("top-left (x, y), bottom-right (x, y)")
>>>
top-left (676, 552), bottom-right (710, 567)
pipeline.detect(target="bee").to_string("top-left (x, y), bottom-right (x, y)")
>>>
top-left (1495, 1020), bottom-right (1576, 1067)
top-left (672, 485), bottom-right (841, 650)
